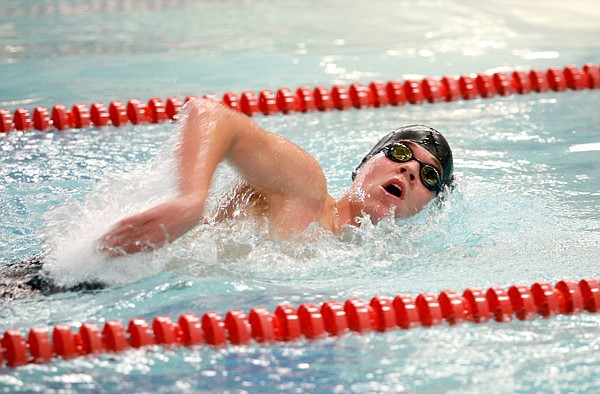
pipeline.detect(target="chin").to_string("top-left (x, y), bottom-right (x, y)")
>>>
top-left (364, 205), bottom-right (397, 224)
top-left (374, 206), bottom-right (424, 222)
top-left (395, 211), bottom-right (417, 220)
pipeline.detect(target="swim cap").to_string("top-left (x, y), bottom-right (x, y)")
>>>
top-left (352, 124), bottom-right (454, 188)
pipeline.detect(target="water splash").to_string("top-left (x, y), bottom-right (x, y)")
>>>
top-left (42, 135), bottom-right (181, 286)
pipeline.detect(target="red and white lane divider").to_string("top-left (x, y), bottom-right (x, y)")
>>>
top-left (1, 278), bottom-right (599, 367)
top-left (1, 64), bottom-right (598, 134)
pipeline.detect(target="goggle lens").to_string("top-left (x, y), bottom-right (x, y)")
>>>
top-left (420, 166), bottom-right (441, 187)
top-left (387, 144), bottom-right (412, 162)
top-left (384, 143), bottom-right (442, 192)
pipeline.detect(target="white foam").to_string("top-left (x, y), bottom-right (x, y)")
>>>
top-left (43, 136), bottom-right (181, 286)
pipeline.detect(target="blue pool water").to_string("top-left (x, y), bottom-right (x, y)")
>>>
top-left (1, 0), bottom-right (600, 392)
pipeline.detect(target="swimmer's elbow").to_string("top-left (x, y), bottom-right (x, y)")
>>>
top-left (183, 96), bottom-right (217, 112)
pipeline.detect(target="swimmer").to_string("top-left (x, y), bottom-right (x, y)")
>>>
top-left (1, 98), bottom-right (453, 299)
top-left (98, 98), bottom-right (454, 256)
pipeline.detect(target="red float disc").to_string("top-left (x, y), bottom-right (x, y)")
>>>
top-left (0, 109), bottom-right (13, 133)
top-left (349, 83), bottom-right (371, 108)
top-left (415, 293), bottom-right (443, 327)
top-left (298, 303), bottom-right (325, 339)
top-left (276, 88), bottom-right (298, 114)
top-left (127, 319), bottom-right (155, 348)
top-left (321, 301), bottom-right (348, 335)
top-left (79, 322), bottom-right (104, 354)
top-left (90, 102), bottom-right (110, 127)
top-left (165, 96), bottom-right (183, 120)
top-left (2, 331), bottom-right (28, 367)
top-left (222, 92), bottom-right (240, 111)
top-left (274, 305), bottom-right (301, 341)
top-left (403, 80), bottom-right (424, 104)
top-left (109, 101), bottom-right (128, 127)
top-left (127, 99), bottom-right (147, 124)
top-left (386, 80), bottom-right (406, 106)
top-left (295, 86), bottom-right (316, 112)
top-left (421, 78), bottom-right (444, 103)
top-left (475, 74), bottom-right (496, 98)
top-left (368, 81), bottom-right (389, 107)
top-left (440, 76), bottom-right (460, 101)
top-left (555, 280), bottom-right (584, 314)
top-left (225, 310), bottom-right (251, 345)
top-left (33, 106), bottom-right (51, 131)
top-left (463, 288), bottom-right (491, 323)
top-left (485, 287), bottom-right (513, 322)
top-left (529, 69), bottom-right (549, 93)
top-left (177, 314), bottom-right (203, 346)
top-left (28, 328), bottom-right (53, 363)
top-left (344, 298), bottom-right (373, 333)
top-left (153, 316), bottom-right (178, 345)
top-left (531, 282), bottom-right (560, 318)
top-left (71, 103), bottom-right (91, 129)
top-left (249, 307), bottom-right (276, 342)
top-left (147, 98), bottom-right (168, 123)
top-left (239, 91), bottom-right (259, 116)
top-left (438, 290), bottom-right (466, 325)
top-left (313, 86), bottom-right (334, 111)
top-left (369, 296), bottom-right (396, 332)
top-left (331, 85), bottom-right (352, 110)
top-left (53, 325), bottom-right (78, 359)
top-left (508, 284), bottom-right (537, 320)
top-left (563, 65), bottom-right (586, 90)
top-left (102, 321), bottom-right (129, 352)
top-left (458, 75), bottom-right (478, 100)
top-left (201, 312), bottom-right (226, 346)
top-left (258, 90), bottom-right (279, 115)
top-left (582, 63), bottom-right (600, 88)
top-left (579, 278), bottom-right (600, 313)
top-left (13, 108), bottom-right (32, 131)
top-left (511, 70), bottom-right (531, 94)
top-left (492, 72), bottom-right (514, 96)
top-left (546, 68), bottom-right (567, 92)
top-left (393, 294), bottom-right (420, 329)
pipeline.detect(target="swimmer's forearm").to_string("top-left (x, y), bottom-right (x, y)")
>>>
top-left (98, 193), bottom-right (206, 256)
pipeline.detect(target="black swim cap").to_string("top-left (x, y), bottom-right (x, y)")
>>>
top-left (352, 125), bottom-right (454, 188)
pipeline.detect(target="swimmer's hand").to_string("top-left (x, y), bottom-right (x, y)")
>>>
top-left (97, 195), bottom-right (204, 257)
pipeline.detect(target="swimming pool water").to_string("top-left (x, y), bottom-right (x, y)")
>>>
top-left (1, 0), bottom-right (600, 392)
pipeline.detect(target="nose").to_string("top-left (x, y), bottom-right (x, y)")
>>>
top-left (397, 161), bottom-right (419, 182)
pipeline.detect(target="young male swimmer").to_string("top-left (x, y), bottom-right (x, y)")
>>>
top-left (98, 98), bottom-right (454, 256)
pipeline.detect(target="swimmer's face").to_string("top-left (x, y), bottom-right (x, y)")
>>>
top-left (350, 141), bottom-right (440, 222)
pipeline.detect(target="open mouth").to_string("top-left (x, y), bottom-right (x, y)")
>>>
top-left (383, 184), bottom-right (403, 199)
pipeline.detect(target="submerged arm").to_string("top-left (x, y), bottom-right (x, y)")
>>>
top-left (98, 98), bottom-right (326, 255)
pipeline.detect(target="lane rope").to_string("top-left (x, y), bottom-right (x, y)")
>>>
top-left (1, 63), bottom-right (598, 134)
top-left (1, 278), bottom-right (599, 367)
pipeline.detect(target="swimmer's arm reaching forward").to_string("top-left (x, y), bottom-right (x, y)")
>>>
top-left (99, 98), bottom-right (331, 256)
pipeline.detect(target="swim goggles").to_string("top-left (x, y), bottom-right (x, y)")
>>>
top-left (383, 143), bottom-right (443, 192)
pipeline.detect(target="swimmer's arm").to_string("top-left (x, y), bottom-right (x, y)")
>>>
top-left (99, 98), bottom-right (326, 256)
top-left (177, 98), bottom-right (327, 203)
top-left (98, 100), bottom-right (224, 256)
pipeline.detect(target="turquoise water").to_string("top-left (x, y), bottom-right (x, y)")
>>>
top-left (1, 0), bottom-right (600, 392)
